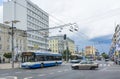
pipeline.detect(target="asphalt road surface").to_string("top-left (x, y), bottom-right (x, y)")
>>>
top-left (0, 61), bottom-right (120, 79)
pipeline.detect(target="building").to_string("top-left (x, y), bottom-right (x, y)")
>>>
top-left (109, 24), bottom-right (120, 63)
top-left (0, 23), bottom-right (27, 60)
top-left (49, 35), bottom-right (75, 54)
top-left (85, 46), bottom-right (97, 59)
top-left (3, 0), bottom-right (49, 51)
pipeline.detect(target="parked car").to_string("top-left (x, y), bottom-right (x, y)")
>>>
top-left (71, 61), bottom-right (99, 70)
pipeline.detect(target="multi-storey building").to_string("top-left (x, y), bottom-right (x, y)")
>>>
top-left (49, 35), bottom-right (75, 54)
top-left (109, 24), bottom-right (120, 62)
top-left (0, 23), bottom-right (27, 60)
top-left (3, 0), bottom-right (49, 51)
top-left (85, 46), bottom-right (97, 59)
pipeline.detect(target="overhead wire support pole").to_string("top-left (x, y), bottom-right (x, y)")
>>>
top-left (11, 21), bottom-right (14, 68)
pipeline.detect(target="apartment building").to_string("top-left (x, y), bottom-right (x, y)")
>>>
top-left (49, 35), bottom-right (75, 54)
top-left (85, 46), bottom-right (97, 59)
top-left (3, 0), bottom-right (49, 51)
top-left (109, 24), bottom-right (120, 62)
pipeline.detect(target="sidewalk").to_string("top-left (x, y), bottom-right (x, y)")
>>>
top-left (0, 63), bottom-right (20, 69)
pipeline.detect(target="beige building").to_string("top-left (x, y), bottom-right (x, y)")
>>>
top-left (0, 23), bottom-right (27, 59)
top-left (49, 35), bottom-right (75, 54)
top-left (85, 46), bottom-right (97, 58)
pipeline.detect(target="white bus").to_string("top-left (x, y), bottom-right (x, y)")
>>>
top-left (70, 54), bottom-right (83, 63)
top-left (21, 51), bottom-right (62, 69)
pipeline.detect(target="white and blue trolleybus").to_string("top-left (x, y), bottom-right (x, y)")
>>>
top-left (21, 51), bottom-right (62, 68)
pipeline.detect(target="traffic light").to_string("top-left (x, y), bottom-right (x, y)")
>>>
top-left (64, 34), bottom-right (66, 40)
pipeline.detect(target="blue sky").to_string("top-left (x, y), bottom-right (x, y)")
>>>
top-left (0, 0), bottom-right (3, 6)
top-left (89, 35), bottom-right (112, 53)
top-left (70, 34), bottom-right (112, 54)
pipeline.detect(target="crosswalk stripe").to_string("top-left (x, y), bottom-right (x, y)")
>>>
top-left (98, 64), bottom-right (111, 67)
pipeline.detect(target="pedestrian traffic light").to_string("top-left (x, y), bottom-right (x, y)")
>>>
top-left (64, 34), bottom-right (66, 40)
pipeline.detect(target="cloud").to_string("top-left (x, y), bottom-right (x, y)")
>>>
top-left (89, 35), bottom-right (112, 53)
top-left (31, 0), bottom-right (120, 39)
top-left (89, 35), bottom-right (112, 44)
top-left (1, 0), bottom-right (119, 53)
top-left (70, 34), bottom-right (112, 53)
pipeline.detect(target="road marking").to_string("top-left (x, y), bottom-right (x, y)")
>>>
top-left (0, 76), bottom-right (17, 79)
top-left (108, 64), bottom-right (111, 66)
top-left (99, 67), bottom-right (107, 71)
top-left (104, 64), bottom-right (107, 66)
top-left (99, 64), bottom-right (111, 67)
top-left (58, 71), bottom-right (62, 72)
top-left (38, 74), bottom-right (46, 76)
top-left (24, 77), bottom-right (33, 79)
top-left (7, 76), bottom-right (17, 79)
top-left (99, 64), bottom-right (102, 66)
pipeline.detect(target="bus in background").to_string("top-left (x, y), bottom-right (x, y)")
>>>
top-left (70, 54), bottom-right (83, 63)
top-left (21, 51), bottom-right (62, 69)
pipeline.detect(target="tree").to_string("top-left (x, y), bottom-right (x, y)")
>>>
top-left (3, 52), bottom-right (12, 62)
top-left (101, 52), bottom-right (109, 59)
top-left (62, 49), bottom-right (71, 61)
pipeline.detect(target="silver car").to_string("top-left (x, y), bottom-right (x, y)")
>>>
top-left (71, 61), bottom-right (99, 70)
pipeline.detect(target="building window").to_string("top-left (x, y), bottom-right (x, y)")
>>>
top-left (0, 37), bottom-right (1, 41)
top-left (7, 45), bottom-right (9, 50)
top-left (0, 44), bottom-right (2, 50)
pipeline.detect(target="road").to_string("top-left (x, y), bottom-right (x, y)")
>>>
top-left (0, 61), bottom-right (120, 79)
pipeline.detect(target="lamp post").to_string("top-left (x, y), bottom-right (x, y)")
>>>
top-left (4, 20), bottom-right (20, 68)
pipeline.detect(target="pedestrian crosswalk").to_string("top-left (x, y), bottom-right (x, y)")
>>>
top-left (63, 63), bottom-right (112, 67)
top-left (99, 64), bottom-right (111, 67)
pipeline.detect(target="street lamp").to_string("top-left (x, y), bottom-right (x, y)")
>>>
top-left (4, 20), bottom-right (20, 68)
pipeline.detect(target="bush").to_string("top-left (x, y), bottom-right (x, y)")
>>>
top-left (3, 52), bottom-right (12, 59)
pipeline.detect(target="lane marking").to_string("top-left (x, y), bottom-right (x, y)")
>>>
top-left (58, 71), bottom-right (62, 72)
top-left (0, 76), bottom-right (17, 79)
top-left (7, 76), bottom-right (18, 79)
top-left (24, 77), bottom-right (33, 79)
top-left (38, 74), bottom-right (46, 77)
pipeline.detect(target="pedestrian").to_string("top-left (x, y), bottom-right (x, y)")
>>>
top-left (3, 58), bottom-right (5, 63)
top-left (0, 58), bottom-right (1, 63)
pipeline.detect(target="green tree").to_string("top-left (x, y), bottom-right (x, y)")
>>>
top-left (3, 52), bottom-right (12, 62)
top-left (62, 49), bottom-right (71, 61)
top-left (101, 52), bottom-right (109, 59)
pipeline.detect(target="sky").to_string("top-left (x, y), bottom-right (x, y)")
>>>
top-left (1, 0), bottom-right (120, 53)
